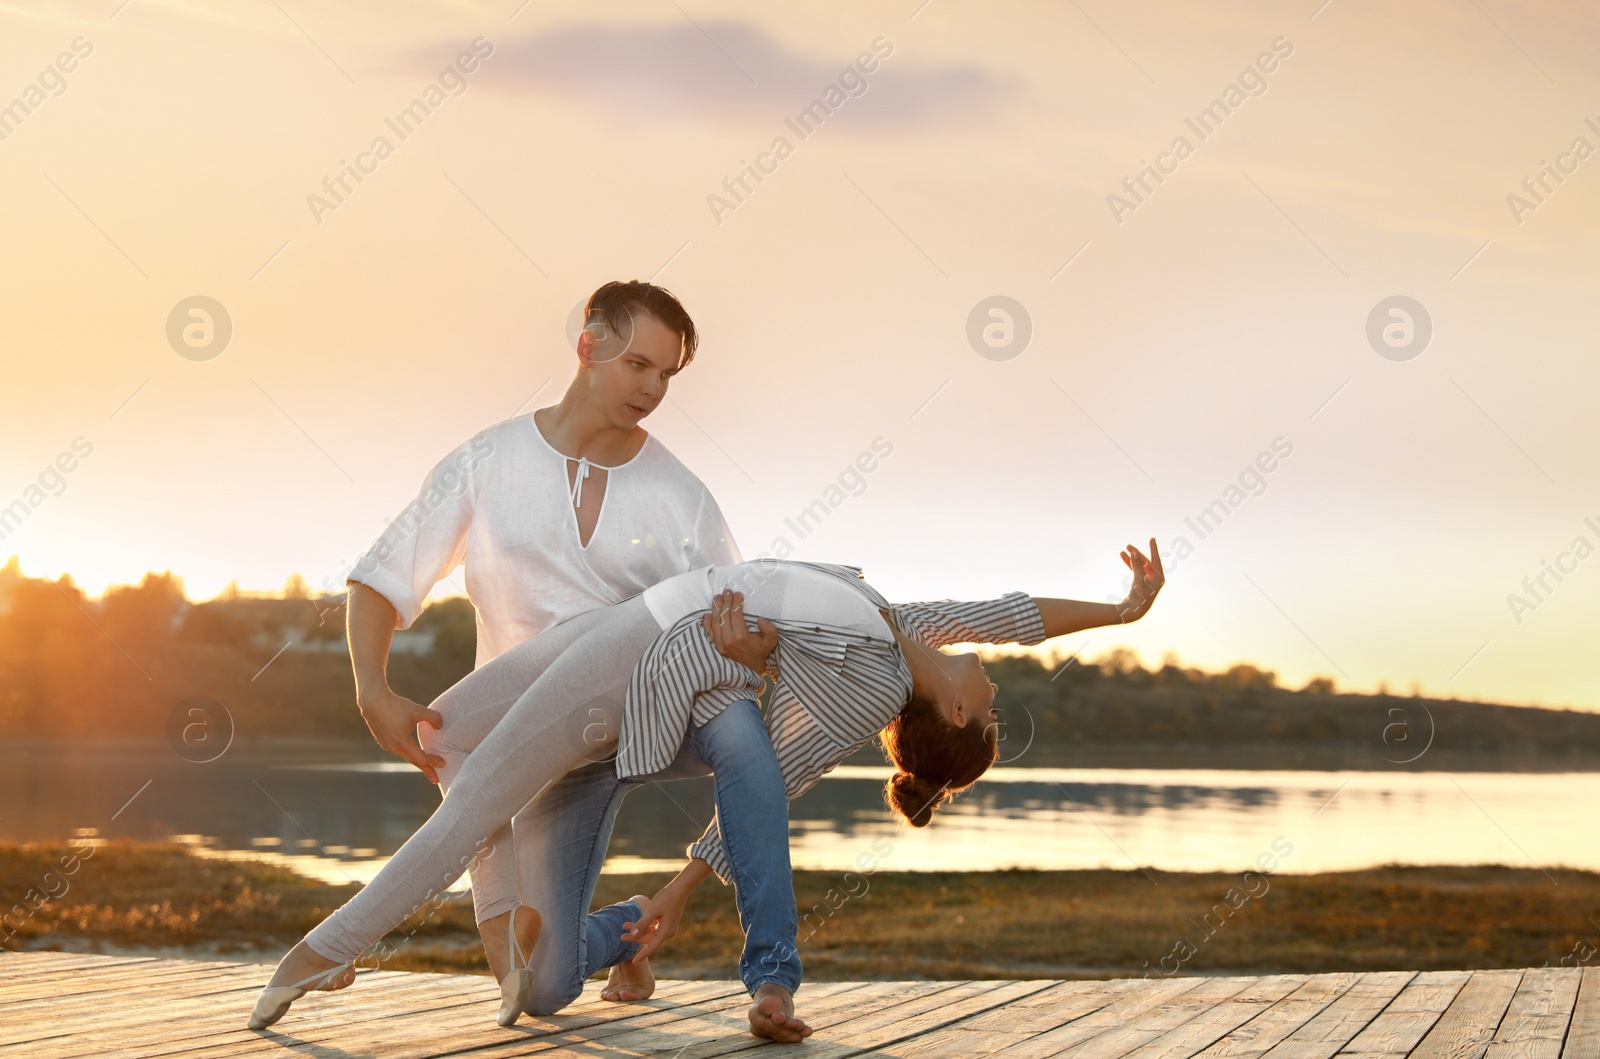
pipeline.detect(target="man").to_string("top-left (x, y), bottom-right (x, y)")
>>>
top-left (343, 279), bottom-right (754, 1009)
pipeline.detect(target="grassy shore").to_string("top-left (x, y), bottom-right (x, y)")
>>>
top-left (4, 842), bottom-right (1596, 980)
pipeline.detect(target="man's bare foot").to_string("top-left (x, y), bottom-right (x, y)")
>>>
top-left (480, 905), bottom-right (542, 983)
top-left (264, 940), bottom-right (355, 992)
top-left (749, 983), bottom-right (813, 1043)
top-left (600, 958), bottom-right (655, 1002)
top-left (601, 895), bottom-right (656, 1002)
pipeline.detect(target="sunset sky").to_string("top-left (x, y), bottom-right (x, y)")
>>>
top-left (2, 0), bottom-right (1596, 711)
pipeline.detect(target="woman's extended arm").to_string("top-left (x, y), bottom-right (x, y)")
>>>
top-left (1032, 597), bottom-right (1124, 637)
top-left (1035, 537), bottom-right (1165, 636)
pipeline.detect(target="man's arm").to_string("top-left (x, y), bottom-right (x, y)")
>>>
top-left (348, 581), bottom-right (445, 783)
top-left (341, 436), bottom-right (483, 780)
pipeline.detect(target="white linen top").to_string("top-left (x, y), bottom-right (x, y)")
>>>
top-left (347, 411), bottom-right (742, 668)
top-left (642, 562), bottom-right (891, 641)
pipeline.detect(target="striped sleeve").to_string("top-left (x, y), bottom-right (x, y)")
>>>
top-left (891, 591), bottom-right (1047, 649)
top-left (687, 820), bottom-right (735, 883)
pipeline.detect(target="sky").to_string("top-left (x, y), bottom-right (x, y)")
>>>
top-left (1, 0), bottom-right (1596, 712)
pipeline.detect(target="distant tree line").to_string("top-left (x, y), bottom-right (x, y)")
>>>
top-left (968, 651), bottom-right (1600, 769)
top-left (4, 558), bottom-right (1599, 769)
top-left (0, 559), bottom-right (471, 742)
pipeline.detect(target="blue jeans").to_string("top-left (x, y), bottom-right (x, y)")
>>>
top-left (519, 698), bottom-right (799, 1014)
top-left (678, 698), bottom-right (800, 996)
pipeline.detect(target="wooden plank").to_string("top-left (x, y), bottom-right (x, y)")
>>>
top-left (0, 955), bottom-right (250, 989)
top-left (1484, 967), bottom-right (1582, 1059)
top-left (0, 959), bottom-right (212, 991)
top-left (982, 977), bottom-right (1210, 1059)
top-left (8, 967), bottom-right (472, 1057)
top-left (1561, 966), bottom-right (1600, 1059)
top-left (888, 979), bottom-right (1148, 1057)
top-left (1037, 977), bottom-right (1260, 1059)
top-left (37, 968), bottom-right (504, 1057)
top-left (135, 976), bottom-right (751, 1059)
top-left (1337, 969), bottom-right (1472, 1058)
top-left (1193, 973), bottom-right (1362, 1059)
top-left (0, 965), bottom-right (269, 1044)
top-left (351, 979), bottom-right (879, 1059)
top-left (363, 981), bottom-right (867, 1059)
top-left (473, 980), bottom-right (1017, 1059)
top-left (748, 979), bottom-right (1053, 1059)
top-left (908, 979), bottom-right (1196, 1059)
top-left (0, 957), bottom-right (261, 1000)
top-left (0, 957), bottom-right (246, 1004)
top-left (611, 980), bottom-right (946, 1059)
top-left (462, 980), bottom-right (974, 1059)
top-left (1119, 975), bottom-right (1311, 1059)
top-left (0, 955), bottom-right (1579, 1059)
top-left (1409, 969), bottom-right (1524, 1059)
top-left (0, 952), bottom-right (154, 977)
top-left (699, 979), bottom-right (972, 1054)
top-left (1259, 971), bottom-right (1417, 1059)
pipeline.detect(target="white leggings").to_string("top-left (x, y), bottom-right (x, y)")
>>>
top-left (303, 594), bottom-right (664, 963)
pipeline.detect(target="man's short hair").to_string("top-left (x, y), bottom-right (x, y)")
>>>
top-left (583, 280), bottom-right (699, 369)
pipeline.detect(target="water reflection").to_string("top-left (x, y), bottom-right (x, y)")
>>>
top-left (3, 744), bottom-right (1594, 882)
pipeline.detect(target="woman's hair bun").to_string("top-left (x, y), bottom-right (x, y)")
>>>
top-left (886, 771), bottom-right (944, 828)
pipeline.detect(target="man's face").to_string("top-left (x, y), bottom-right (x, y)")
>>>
top-left (577, 308), bottom-right (684, 427)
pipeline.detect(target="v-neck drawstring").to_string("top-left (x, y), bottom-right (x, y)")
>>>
top-left (566, 455), bottom-right (592, 509)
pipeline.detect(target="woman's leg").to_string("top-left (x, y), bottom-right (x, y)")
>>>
top-left (300, 595), bottom-right (664, 965)
top-left (418, 603), bottom-right (616, 927)
top-left (686, 700), bottom-right (801, 996)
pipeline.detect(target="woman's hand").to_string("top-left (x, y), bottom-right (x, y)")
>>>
top-left (622, 880), bottom-right (692, 962)
top-left (1116, 537), bottom-right (1165, 624)
top-left (702, 590), bottom-right (778, 676)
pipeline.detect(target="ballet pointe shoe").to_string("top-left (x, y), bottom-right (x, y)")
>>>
top-left (497, 905), bottom-right (542, 1028)
top-left (247, 960), bottom-right (354, 1031)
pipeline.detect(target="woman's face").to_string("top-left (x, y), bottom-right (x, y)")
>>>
top-left (935, 651), bottom-right (998, 733)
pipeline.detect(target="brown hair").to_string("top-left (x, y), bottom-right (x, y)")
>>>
top-left (880, 688), bottom-right (999, 827)
top-left (583, 280), bottom-right (699, 369)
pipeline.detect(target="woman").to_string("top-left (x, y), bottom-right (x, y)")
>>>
top-left (248, 543), bottom-right (1165, 1038)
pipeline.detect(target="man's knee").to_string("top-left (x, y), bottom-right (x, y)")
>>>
top-left (524, 978), bottom-right (583, 1017)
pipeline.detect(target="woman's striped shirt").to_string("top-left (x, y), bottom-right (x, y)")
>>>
top-left (615, 560), bottom-right (1047, 883)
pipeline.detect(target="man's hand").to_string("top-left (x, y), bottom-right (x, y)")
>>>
top-left (701, 590), bottom-right (778, 676)
top-left (357, 687), bottom-right (445, 784)
top-left (621, 880), bottom-right (692, 962)
top-left (1116, 537), bottom-right (1166, 624)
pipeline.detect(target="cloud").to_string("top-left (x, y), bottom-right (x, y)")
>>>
top-left (425, 20), bottom-right (1021, 128)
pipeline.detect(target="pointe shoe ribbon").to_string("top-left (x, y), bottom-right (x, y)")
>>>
top-left (247, 960), bottom-right (354, 1030)
top-left (497, 906), bottom-right (539, 1027)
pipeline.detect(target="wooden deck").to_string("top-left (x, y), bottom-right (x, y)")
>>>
top-left (1, 952), bottom-right (1595, 1057)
